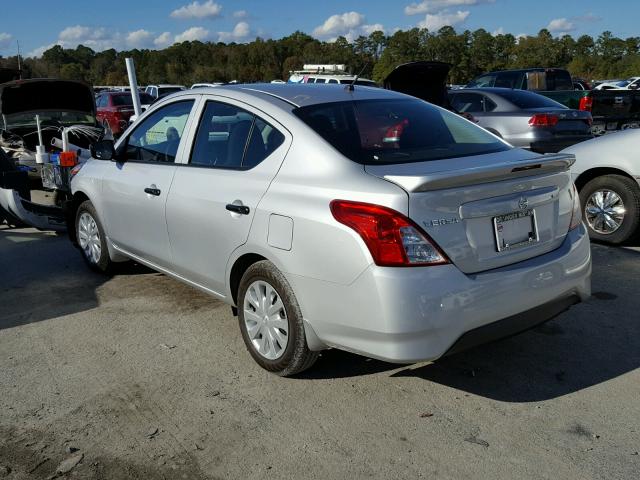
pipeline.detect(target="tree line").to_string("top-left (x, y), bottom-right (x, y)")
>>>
top-left (1, 28), bottom-right (639, 86)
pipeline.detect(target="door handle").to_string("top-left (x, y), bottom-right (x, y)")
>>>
top-left (144, 187), bottom-right (161, 196)
top-left (226, 204), bottom-right (250, 215)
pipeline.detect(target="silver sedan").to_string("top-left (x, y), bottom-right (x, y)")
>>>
top-left (69, 84), bottom-right (591, 375)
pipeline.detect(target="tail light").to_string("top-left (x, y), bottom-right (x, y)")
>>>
top-left (383, 119), bottom-right (409, 143)
top-left (528, 114), bottom-right (559, 127)
top-left (579, 96), bottom-right (593, 112)
top-left (330, 200), bottom-right (449, 267)
top-left (569, 184), bottom-right (583, 231)
top-left (69, 161), bottom-right (84, 178)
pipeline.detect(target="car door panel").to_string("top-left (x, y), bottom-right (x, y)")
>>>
top-left (165, 99), bottom-right (291, 295)
top-left (101, 98), bottom-right (198, 268)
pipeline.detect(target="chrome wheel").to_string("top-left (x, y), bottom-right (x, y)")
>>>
top-left (243, 280), bottom-right (289, 360)
top-left (77, 212), bottom-right (102, 264)
top-left (584, 189), bottom-right (626, 235)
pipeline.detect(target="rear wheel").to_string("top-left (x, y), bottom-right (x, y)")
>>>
top-left (579, 174), bottom-right (640, 244)
top-left (237, 260), bottom-right (318, 376)
top-left (75, 200), bottom-right (113, 273)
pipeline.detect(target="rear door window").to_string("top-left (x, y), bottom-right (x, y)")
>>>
top-left (450, 93), bottom-right (485, 113)
top-left (190, 101), bottom-right (284, 169)
top-left (495, 71), bottom-right (524, 89)
top-left (467, 74), bottom-right (496, 88)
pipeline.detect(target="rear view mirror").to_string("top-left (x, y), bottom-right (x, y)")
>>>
top-left (90, 139), bottom-right (117, 161)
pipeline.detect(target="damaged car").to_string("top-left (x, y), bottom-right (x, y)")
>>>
top-left (0, 78), bottom-right (102, 230)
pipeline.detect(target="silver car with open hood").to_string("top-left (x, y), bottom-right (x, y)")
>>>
top-left (69, 83), bottom-right (591, 375)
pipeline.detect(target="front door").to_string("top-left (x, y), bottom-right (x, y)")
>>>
top-left (165, 99), bottom-right (289, 295)
top-left (101, 99), bottom-right (196, 267)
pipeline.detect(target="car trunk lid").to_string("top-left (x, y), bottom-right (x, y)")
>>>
top-left (365, 148), bottom-right (576, 273)
top-left (0, 79), bottom-right (96, 117)
top-left (527, 108), bottom-right (592, 135)
top-left (383, 61), bottom-right (451, 108)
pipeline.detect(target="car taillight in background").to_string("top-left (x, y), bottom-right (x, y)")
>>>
top-left (579, 96), bottom-right (593, 112)
top-left (528, 113), bottom-right (559, 127)
top-left (383, 119), bottom-right (409, 143)
top-left (330, 200), bottom-right (449, 267)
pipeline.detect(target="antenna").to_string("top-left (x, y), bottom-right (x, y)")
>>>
top-left (345, 62), bottom-right (369, 92)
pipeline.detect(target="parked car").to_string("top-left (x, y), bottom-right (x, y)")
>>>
top-left (144, 84), bottom-right (187, 100)
top-left (562, 129), bottom-right (640, 244)
top-left (191, 83), bottom-right (224, 89)
top-left (449, 88), bottom-right (593, 153)
top-left (69, 84), bottom-right (591, 375)
top-left (594, 77), bottom-right (640, 91)
top-left (288, 64), bottom-right (377, 87)
top-left (96, 91), bottom-right (154, 136)
top-left (466, 68), bottom-right (640, 135)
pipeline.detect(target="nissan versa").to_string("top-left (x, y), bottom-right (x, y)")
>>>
top-left (68, 84), bottom-right (592, 376)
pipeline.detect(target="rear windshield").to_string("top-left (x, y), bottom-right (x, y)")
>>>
top-left (294, 99), bottom-right (510, 165)
top-left (498, 90), bottom-right (566, 109)
top-left (112, 93), bottom-right (154, 106)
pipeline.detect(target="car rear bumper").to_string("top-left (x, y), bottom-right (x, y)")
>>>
top-left (288, 224), bottom-right (591, 363)
top-left (530, 135), bottom-right (593, 153)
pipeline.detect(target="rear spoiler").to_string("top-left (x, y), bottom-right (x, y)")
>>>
top-left (381, 153), bottom-right (575, 192)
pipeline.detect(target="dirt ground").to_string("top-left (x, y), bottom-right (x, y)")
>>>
top-left (0, 224), bottom-right (639, 479)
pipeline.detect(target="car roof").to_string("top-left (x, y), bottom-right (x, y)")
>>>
top-left (190, 83), bottom-right (400, 108)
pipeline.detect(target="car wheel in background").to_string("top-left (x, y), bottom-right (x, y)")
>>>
top-left (237, 260), bottom-right (319, 376)
top-left (579, 174), bottom-right (640, 244)
top-left (75, 200), bottom-right (113, 273)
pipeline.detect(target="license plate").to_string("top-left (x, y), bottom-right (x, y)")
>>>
top-left (493, 209), bottom-right (539, 252)
top-left (606, 122), bottom-right (618, 130)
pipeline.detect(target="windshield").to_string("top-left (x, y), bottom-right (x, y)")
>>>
top-left (498, 90), bottom-right (566, 109)
top-left (3, 111), bottom-right (94, 129)
top-left (294, 99), bottom-right (510, 165)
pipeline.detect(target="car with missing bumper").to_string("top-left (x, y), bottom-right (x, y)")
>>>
top-left (68, 84), bottom-right (591, 375)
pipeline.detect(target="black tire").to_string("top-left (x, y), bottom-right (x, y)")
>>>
top-left (237, 260), bottom-right (319, 376)
top-left (75, 200), bottom-right (113, 273)
top-left (579, 174), bottom-right (640, 244)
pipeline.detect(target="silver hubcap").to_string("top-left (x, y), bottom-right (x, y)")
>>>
top-left (585, 189), bottom-right (626, 235)
top-left (77, 212), bottom-right (102, 264)
top-left (243, 280), bottom-right (289, 360)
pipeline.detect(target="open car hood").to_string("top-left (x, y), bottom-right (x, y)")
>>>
top-left (383, 61), bottom-right (451, 108)
top-left (0, 79), bottom-right (95, 116)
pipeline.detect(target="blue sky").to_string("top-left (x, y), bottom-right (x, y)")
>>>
top-left (0, 0), bottom-right (636, 58)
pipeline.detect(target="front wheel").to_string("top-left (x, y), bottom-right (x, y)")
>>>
top-left (579, 174), bottom-right (640, 244)
top-left (237, 261), bottom-right (319, 376)
top-left (75, 200), bottom-right (113, 273)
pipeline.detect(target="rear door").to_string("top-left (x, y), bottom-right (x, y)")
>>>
top-left (101, 98), bottom-right (197, 267)
top-left (165, 98), bottom-right (290, 295)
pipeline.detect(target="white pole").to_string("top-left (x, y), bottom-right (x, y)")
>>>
top-left (125, 58), bottom-right (142, 118)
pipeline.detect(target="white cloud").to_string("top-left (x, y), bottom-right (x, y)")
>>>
top-left (312, 12), bottom-right (384, 42)
top-left (154, 32), bottom-right (174, 48)
top-left (313, 11), bottom-right (365, 38)
top-left (0, 32), bottom-right (13, 51)
top-left (492, 27), bottom-right (504, 36)
top-left (405, 0), bottom-right (493, 15)
top-left (418, 10), bottom-right (469, 30)
top-left (233, 10), bottom-right (248, 19)
top-left (170, 1), bottom-right (222, 20)
top-left (217, 22), bottom-right (252, 43)
top-left (126, 29), bottom-right (154, 48)
top-left (174, 26), bottom-right (210, 42)
top-left (546, 17), bottom-right (575, 34)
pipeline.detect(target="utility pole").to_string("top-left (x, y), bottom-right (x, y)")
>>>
top-left (16, 40), bottom-right (22, 79)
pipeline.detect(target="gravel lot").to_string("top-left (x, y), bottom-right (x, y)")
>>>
top-left (0, 224), bottom-right (639, 479)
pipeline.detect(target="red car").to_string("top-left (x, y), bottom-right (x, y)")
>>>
top-left (95, 91), bottom-right (154, 136)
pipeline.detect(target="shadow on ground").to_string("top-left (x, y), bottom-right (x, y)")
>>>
top-left (0, 225), bottom-right (149, 329)
top-left (304, 244), bottom-right (640, 403)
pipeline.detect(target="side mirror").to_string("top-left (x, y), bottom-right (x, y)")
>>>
top-left (90, 139), bottom-right (117, 161)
